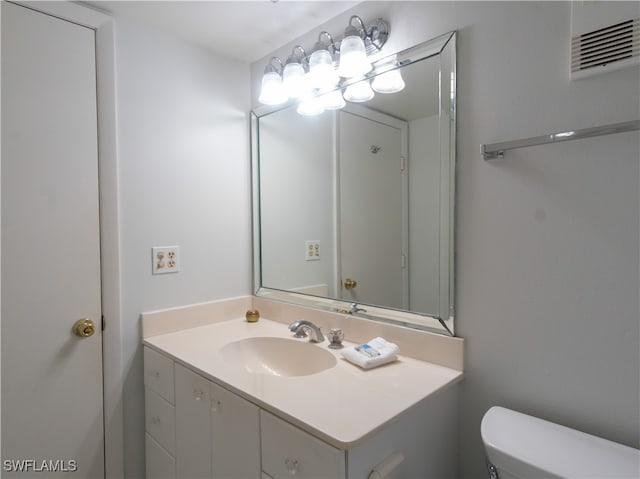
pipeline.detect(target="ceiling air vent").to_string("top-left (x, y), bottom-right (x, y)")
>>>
top-left (570, 1), bottom-right (640, 80)
top-left (571, 18), bottom-right (640, 78)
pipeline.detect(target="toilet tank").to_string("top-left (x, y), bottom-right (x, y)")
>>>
top-left (481, 406), bottom-right (640, 479)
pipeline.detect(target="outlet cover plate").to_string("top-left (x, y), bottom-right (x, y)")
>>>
top-left (305, 240), bottom-right (320, 261)
top-left (152, 246), bottom-right (180, 274)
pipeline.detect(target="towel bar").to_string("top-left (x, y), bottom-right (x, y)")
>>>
top-left (481, 120), bottom-right (640, 160)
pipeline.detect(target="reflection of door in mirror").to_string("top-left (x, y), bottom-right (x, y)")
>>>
top-left (338, 109), bottom-right (408, 309)
top-left (408, 114), bottom-right (440, 315)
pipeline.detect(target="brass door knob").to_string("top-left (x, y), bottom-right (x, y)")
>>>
top-left (72, 318), bottom-right (95, 338)
top-left (343, 278), bottom-right (357, 290)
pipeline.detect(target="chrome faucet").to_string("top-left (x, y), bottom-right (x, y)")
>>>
top-left (288, 320), bottom-right (325, 343)
top-left (349, 302), bottom-right (367, 314)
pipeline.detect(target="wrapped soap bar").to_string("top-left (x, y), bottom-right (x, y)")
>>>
top-left (340, 337), bottom-right (399, 369)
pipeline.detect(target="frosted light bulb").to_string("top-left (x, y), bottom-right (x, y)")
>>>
top-left (337, 35), bottom-right (372, 78)
top-left (258, 71), bottom-right (287, 105)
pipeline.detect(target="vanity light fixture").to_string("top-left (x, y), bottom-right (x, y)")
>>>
top-left (307, 32), bottom-right (340, 90)
top-left (258, 57), bottom-right (287, 106)
top-left (257, 14), bottom-right (391, 112)
top-left (336, 19), bottom-right (372, 78)
top-left (282, 46), bottom-right (310, 99)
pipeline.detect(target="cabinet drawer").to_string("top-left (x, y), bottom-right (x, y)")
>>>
top-left (145, 387), bottom-right (176, 456)
top-left (144, 346), bottom-right (174, 404)
top-left (261, 411), bottom-right (346, 479)
top-left (145, 432), bottom-right (176, 479)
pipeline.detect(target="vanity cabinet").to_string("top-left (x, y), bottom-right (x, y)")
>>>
top-left (144, 350), bottom-right (261, 479)
top-left (144, 346), bottom-right (458, 479)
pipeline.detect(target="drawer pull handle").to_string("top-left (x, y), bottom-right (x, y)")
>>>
top-left (285, 458), bottom-right (299, 475)
top-left (368, 452), bottom-right (404, 479)
top-left (150, 371), bottom-right (160, 378)
top-left (151, 416), bottom-right (161, 424)
top-left (193, 388), bottom-right (205, 401)
top-left (211, 399), bottom-right (222, 413)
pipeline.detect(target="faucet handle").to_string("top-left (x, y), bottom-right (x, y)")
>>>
top-left (328, 328), bottom-right (344, 349)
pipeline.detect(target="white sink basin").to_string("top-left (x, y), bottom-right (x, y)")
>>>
top-left (220, 337), bottom-right (337, 377)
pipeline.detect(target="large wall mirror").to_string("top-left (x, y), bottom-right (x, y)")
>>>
top-left (252, 31), bottom-right (456, 336)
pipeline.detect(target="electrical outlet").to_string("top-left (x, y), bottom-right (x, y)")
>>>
top-left (152, 246), bottom-right (180, 274)
top-left (305, 240), bottom-right (320, 261)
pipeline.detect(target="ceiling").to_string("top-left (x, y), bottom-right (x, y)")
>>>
top-left (83, 1), bottom-right (360, 63)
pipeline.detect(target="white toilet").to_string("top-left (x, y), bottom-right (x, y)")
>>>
top-left (481, 406), bottom-right (640, 479)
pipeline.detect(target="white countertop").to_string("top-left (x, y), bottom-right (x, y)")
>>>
top-left (144, 317), bottom-right (463, 449)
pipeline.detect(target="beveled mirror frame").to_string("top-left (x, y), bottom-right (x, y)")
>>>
top-left (251, 31), bottom-right (456, 336)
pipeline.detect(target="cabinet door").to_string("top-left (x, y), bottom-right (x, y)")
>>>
top-left (175, 363), bottom-right (211, 478)
top-left (210, 381), bottom-right (261, 478)
top-left (261, 411), bottom-right (346, 479)
top-left (146, 433), bottom-right (176, 479)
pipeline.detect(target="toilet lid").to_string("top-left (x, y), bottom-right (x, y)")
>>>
top-left (481, 407), bottom-right (640, 478)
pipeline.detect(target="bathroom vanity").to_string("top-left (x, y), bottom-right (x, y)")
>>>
top-left (143, 27), bottom-right (462, 479)
top-left (142, 297), bottom-right (463, 479)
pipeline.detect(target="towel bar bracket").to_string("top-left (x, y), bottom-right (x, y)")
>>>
top-left (481, 145), bottom-right (504, 161)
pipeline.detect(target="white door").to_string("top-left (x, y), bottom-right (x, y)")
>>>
top-left (2, 3), bottom-right (104, 478)
top-left (338, 110), bottom-right (407, 309)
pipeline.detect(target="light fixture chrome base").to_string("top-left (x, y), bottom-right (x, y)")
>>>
top-left (364, 18), bottom-right (389, 54)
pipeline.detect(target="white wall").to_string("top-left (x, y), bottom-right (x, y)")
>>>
top-left (114, 19), bottom-right (251, 478)
top-left (251, 2), bottom-right (640, 477)
top-left (259, 107), bottom-right (335, 294)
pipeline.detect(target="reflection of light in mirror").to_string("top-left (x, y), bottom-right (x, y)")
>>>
top-left (554, 131), bottom-right (575, 138)
top-left (372, 55), bottom-right (405, 94)
top-left (297, 95), bottom-right (325, 116)
top-left (320, 89), bottom-right (346, 110)
top-left (343, 79), bottom-right (374, 102)
top-left (451, 72), bottom-right (455, 102)
top-left (372, 69), bottom-right (405, 94)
